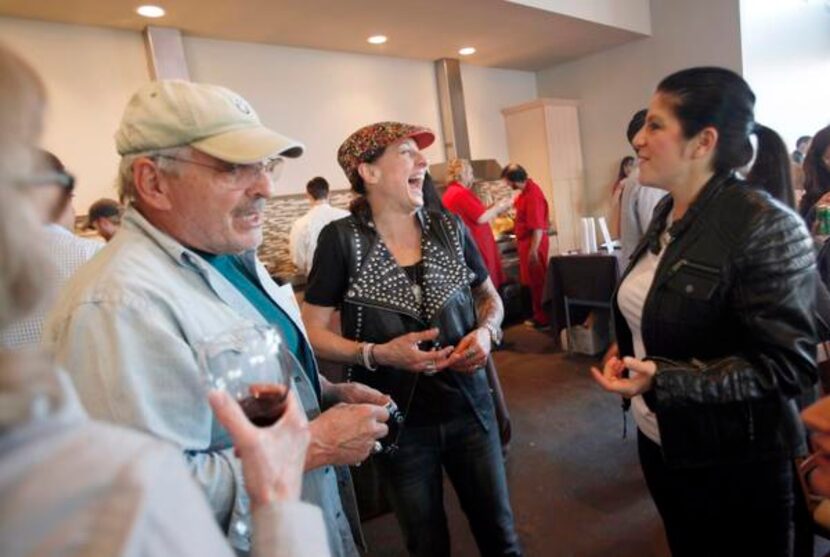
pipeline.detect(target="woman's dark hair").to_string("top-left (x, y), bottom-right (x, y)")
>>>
top-left (656, 67), bottom-right (756, 175)
top-left (617, 156), bottom-right (634, 181)
top-left (799, 124), bottom-right (830, 218)
top-left (421, 172), bottom-right (447, 214)
top-left (349, 146), bottom-right (386, 217)
top-left (627, 109), bottom-right (647, 145)
top-left (746, 124), bottom-right (795, 209)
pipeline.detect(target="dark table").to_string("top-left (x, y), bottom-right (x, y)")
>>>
top-left (542, 253), bottom-right (622, 338)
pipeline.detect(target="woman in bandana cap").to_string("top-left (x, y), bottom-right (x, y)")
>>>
top-left (302, 122), bottom-right (522, 556)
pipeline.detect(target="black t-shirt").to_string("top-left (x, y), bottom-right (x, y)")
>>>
top-left (305, 216), bottom-right (489, 426)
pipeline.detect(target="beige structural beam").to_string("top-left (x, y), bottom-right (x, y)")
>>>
top-left (142, 26), bottom-right (190, 81)
top-left (434, 58), bottom-right (471, 162)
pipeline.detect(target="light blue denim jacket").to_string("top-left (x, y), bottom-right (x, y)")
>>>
top-left (43, 208), bottom-right (361, 556)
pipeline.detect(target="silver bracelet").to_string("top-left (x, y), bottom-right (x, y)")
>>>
top-left (362, 342), bottom-right (378, 371)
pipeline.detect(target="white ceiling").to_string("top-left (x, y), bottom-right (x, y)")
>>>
top-left (0, 0), bottom-right (649, 71)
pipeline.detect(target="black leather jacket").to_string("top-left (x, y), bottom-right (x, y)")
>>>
top-left (614, 173), bottom-right (818, 467)
top-left (327, 209), bottom-right (493, 430)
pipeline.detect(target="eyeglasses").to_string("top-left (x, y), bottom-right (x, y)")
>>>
top-left (21, 170), bottom-right (75, 190)
top-left (155, 155), bottom-right (284, 185)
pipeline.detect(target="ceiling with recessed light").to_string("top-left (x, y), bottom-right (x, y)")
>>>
top-left (0, 0), bottom-right (648, 71)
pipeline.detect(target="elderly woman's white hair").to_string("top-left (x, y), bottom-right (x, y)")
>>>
top-left (0, 43), bottom-right (53, 332)
top-left (446, 158), bottom-right (473, 186)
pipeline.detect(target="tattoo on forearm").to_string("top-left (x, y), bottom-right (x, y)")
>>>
top-left (473, 279), bottom-right (504, 329)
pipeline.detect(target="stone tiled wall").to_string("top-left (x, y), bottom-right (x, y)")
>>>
top-left (474, 179), bottom-right (514, 206)
top-left (259, 189), bottom-right (354, 279)
top-left (258, 180), bottom-right (515, 281)
top-left (71, 181), bottom-right (514, 283)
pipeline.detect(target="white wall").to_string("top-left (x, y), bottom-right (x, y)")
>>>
top-left (185, 37), bottom-right (537, 194)
top-left (460, 64), bottom-right (537, 167)
top-left (0, 17), bottom-right (148, 214)
top-left (740, 0), bottom-right (830, 150)
top-left (506, 0), bottom-right (651, 34)
top-left (535, 0), bottom-right (743, 214)
top-left (0, 14), bottom-right (537, 208)
top-left (184, 37), bottom-right (445, 195)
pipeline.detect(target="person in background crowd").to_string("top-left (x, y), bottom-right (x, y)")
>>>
top-left (793, 135), bottom-right (812, 165)
top-left (501, 163), bottom-right (550, 330)
top-left (797, 125), bottom-right (830, 230)
top-left (84, 197), bottom-right (123, 241)
top-left (0, 42), bottom-right (329, 557)
top-left (43, 80), bottom-right (390, 556)
top-left (302, 122), bottom-right (522, 557)
top-left (746, 124), bottom-right (797, 210)
top-left (289, 176), bottom-right (349, 277)
top-left (442, 158), bottom-right (512, 289)
top-left (591, 67), bottom-right (817, 557)
top-left (0, 149), bottom-right (102, 348)
top-left (611, 155), bottom-right (635, 198)
top-left (609, 109), bottom-right (668, 264)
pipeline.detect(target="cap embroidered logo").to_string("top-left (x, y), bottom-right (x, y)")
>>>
top-left (232, 96), bottom-right (252, 115)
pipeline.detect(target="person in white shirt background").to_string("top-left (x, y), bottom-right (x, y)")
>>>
top-left (288, 176), bottom-right (349, 277)
top-left (609, 109), bottom-right (668, 265)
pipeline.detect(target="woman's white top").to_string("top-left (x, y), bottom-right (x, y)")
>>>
top-left (616, 219), bottom-right (671, 445)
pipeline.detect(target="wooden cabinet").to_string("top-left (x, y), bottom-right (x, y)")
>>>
top-left (502, 98), bottom-right (585, 255)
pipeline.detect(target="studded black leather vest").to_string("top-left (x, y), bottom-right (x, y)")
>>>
top-left (327, 209), bottom-right (493, 430)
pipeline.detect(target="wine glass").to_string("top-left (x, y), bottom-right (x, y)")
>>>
top-left (195, 324), bottom-right (297, 427)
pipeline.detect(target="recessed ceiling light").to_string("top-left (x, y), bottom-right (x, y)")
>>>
top-left (367, 35), bottom-right (388, 45)
top-left (136, 5), bottom-right (165, 18)
top-left (458, 47), bottom-right (476, 56)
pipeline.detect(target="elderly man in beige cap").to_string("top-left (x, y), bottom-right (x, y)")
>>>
top-left (44, 80), bottom-right (390, 556)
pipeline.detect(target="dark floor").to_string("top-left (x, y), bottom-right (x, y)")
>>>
top-left (361, 324), bottom-right (830, 557)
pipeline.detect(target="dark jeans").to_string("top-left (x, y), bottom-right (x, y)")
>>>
top-left (376, 411), bottom-right (522, 557)
top-left (638, 430), bottom-right (795, 557)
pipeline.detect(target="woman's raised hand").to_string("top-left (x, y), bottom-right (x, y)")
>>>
top-left (591, 356), bottom-right (656, 398)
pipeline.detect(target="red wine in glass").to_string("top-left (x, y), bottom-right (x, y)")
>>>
top-left (239, 384), bottom-right (289, 427)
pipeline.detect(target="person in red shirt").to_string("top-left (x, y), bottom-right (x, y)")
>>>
top-left (442, 158), bottom-right (512, 289)
top-left (502, 163), bottom-right (550, 328)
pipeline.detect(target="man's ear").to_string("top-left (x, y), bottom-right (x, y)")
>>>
top-left (357, 161), bottom-right (380, 186)
top-left (132, 157), bottom-right (173, 211)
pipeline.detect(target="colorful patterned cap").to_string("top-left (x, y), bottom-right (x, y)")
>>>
top-left (337, 121), bottom-right (435, 188)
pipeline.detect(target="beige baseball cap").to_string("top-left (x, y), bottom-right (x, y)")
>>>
top-left (115, 80), bottom-right (303, 163)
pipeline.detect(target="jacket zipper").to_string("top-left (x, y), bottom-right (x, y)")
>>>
top-left (670, 258), bottom-right (720, 276)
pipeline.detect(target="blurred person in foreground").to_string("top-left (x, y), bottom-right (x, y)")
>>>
top-left (0, 43), bottom-right (329, 557)
top-left (802, 397), bottom-right (830, 498)
top-left (43, 79), bottom-right (389, 555)
top-left (0, 149), bottom-right (102, 349)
